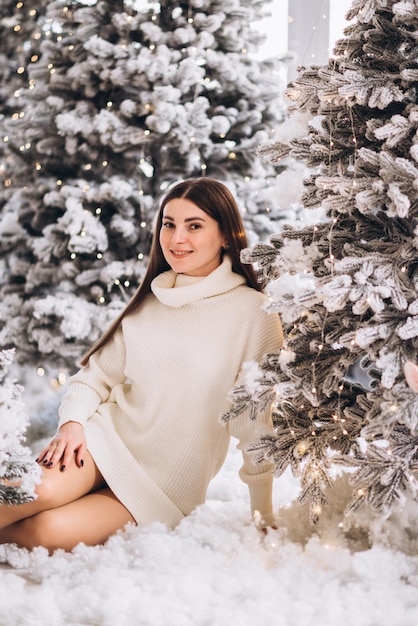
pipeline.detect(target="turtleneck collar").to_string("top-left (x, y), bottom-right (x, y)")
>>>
top-left (150, 255), bottom-right (246, 308)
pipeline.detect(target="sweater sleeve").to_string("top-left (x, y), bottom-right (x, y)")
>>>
top-left (58, 327), bottom-right (127, 428)
top-left (227, 301), bottom-right (283, 526)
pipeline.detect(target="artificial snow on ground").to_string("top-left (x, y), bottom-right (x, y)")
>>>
top-left (1, 374), bottom-right (418, 626)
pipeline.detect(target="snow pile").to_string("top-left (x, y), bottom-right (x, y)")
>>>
top-left (1, 439), bottom-right (418, 626)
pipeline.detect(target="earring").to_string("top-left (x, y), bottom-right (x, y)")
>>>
top-left (223, 243), bottom-right (229, 250)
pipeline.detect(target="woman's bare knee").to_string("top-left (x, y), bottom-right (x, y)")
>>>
top-left (14, 510), bottom-right (75, 552)
top-left (35, 451), bottom-right (104, 506)
top-left (2, 512), bottom-right (55, 552)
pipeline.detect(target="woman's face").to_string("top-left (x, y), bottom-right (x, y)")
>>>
top-left (159, 198), bottom-right (226, 276)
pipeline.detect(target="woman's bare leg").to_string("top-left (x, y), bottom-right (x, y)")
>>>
top-left (0, 488), bottom-right (135, 552)
top-left (0, 451), bottom-right (104, 530)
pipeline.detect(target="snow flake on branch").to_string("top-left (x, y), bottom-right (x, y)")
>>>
top-left (339, 69), bottom-right (404, 109)
top-left (377, 383), bottom-right (418, 434)
top-left (373, 112), bottom-right (414, 149)
top-left (375, 344), bottom-right (405, 388)
top-left (393, 0), bottom-right (418, 21)
top-left (84, 34), bottom-right (129, 59)
top-left (355, 321), bottom-right (391, 348)
top-left (37, 196), bottom-right (108, 257)
top-left (318, 256), bottom-right (409, 316)
top-left (386, 182), bottom-right (411, 218)
top-left (241, 235), bottom-right (320, 283)
top-left (32, 295), bottom-right (94, 342)
top-left (219, 384), bottom-right (276, 424)
top-left (317, 275), bottom-right (352, 313)
top-left (397, 302), bottom-right (418, 340)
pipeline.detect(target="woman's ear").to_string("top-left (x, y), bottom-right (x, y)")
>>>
top-left (404, 361), bottom-right (418, 393)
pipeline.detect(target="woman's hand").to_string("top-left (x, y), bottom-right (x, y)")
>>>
top-left (36, 421), bottom-right (87, 471)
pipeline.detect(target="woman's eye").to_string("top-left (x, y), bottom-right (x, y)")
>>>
top-left (189, 223), bottom-right (201, 230)
top-left (162, 222), bottom-right (174, 228)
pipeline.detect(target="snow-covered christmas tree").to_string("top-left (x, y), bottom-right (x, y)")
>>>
top-left (224, 0), bottom-right (418, 524)
top-left (0, 349), bottom-right (40, 505)
top-left (0, 0), bottom-right (286, 371)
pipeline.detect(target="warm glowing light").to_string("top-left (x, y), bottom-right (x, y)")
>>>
top-left (58, 372), bottom-right (67, 385)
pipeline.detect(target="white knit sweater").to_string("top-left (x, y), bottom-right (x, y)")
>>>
top-left (58, 256), bottom-right (283, 528)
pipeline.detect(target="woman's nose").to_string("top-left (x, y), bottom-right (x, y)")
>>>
top-left (171, 226), bottom-right (187, 242)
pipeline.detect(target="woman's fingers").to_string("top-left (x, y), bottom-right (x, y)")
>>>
top-left (60, 440), bottom-right (86, 471)
top-left (36, 422), bottom-right (86, 471)
top-left (75, 441), bottom-right (87, 468)
top-left (36, 440), bottom-right (62, 467)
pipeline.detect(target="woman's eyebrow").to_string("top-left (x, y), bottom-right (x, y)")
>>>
top-left (162, 215), bottom-right (207, 222)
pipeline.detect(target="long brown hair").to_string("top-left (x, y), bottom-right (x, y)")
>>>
top-left (80, 177), bottom-right (262, 365)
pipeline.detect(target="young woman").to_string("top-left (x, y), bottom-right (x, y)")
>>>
top-left (0, 178), bottom-right (283, 552)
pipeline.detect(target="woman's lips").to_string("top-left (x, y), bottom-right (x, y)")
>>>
top-left (170, 250), bottom-right (192, 257)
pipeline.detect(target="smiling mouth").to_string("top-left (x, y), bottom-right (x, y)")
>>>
top-left (170, 250), bottom-right (192, 257)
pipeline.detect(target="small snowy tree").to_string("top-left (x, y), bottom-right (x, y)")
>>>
top-left (0, 0), bottom-right (287, 371)
top-left (224, 0), bottom-right (418, 523)
top-left (0, 349), bottom-right (41, 505)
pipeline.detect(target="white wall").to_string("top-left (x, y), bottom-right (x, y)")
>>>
top-left (287, 0), bottom-right (330, 79)
top-left (257, 0), bottom-right (354, 60)
top-left (329, 0), bottom-right (354, 53)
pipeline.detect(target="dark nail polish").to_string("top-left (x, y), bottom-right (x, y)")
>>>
top-left (80, 460), bottom-right (84, 467)
top-left (43, 459), bottom-right (48, 465)
top-left (35, 458), bottom-right (39, 463)
top-left (47, 462), bottom-right (53, 467)
top-left (60, 465), bottom-right (66, 472)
